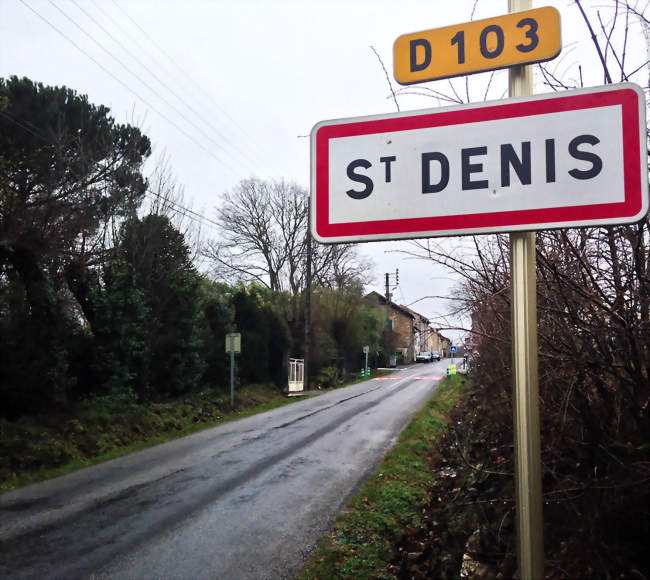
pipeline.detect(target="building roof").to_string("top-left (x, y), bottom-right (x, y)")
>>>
top-left (398, 304), bottom-right (430, 324)
top-left (364, 291), bottom-right (431, 322)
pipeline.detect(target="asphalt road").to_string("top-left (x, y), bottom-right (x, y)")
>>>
top-left (0, 361), bottom-right (448, 579)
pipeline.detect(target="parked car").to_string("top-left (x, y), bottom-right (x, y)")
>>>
top-left (431, 351), bottom-right (441, 361)
top-left (416, 351), bottom-right (433, 363)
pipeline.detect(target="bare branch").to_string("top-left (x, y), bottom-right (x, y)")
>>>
top-left (370, 45), bottom-right (400, 112)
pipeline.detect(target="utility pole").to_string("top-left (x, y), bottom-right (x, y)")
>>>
top-left (384, 269), bottom-right (400, 368)
top-left (385, 272), bottom-right (390, 326)
top-left (383, 270), bottom-right (396, 367)
top-left (384, 268), bottom-right (399, 327)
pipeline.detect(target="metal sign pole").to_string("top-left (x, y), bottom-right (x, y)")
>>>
top-left (230, 333), bottom-right (235, 408)
top-left (509, 0), bottom-right (543, 577)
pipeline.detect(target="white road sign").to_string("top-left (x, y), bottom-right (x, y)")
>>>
top-left (310, 83), bottom-right (647, 243)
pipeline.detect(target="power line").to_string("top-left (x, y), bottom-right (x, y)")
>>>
top-left (109, 0), bottom-right (276, 165)
top-left (69, 0), bottom-right (262, 174)
top-left (0, 105), bottom-right (220, 235)
top-left (395, 282), bottom-right (406, 304)
top-left (42, 0), bottom-right (255, 178)
top-left (18, 0), bottom-right (242, 179)
top-left (146, 189), bottom-right (221, 232)
top-left (0, 109), bottom-right (50, 143)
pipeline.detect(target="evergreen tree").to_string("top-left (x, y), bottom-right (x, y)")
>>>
top-left (233, 284), bottom-right (290, 387)
top-left (90, 260), bottom-right (149, 401)
top-left (118, 215), bottom-right (205, 399)
top-left (199, 279), bottom-right (235, 390)
top-left (0, 77), bottom-right (150, 416)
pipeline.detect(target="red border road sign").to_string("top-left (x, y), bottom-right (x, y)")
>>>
top-left (310, 83), bottom-right (647, 243)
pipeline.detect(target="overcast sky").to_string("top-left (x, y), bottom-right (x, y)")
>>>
top-left (2, 0), bottom-right (647, 341)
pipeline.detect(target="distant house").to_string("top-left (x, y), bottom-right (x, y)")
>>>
top-left (439, 334), bottom-right (452, 357)
top-left (400, 305), bottom-right (436, 355)
top-left (427, 329), bottom-right (445, 355)
top-left (365, 291), bottom-right (447, 363)
top-left (365, 291), bottom-right (417, 362)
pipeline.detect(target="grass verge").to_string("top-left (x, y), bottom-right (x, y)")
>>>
top-left (0, 384), bottom-right (297, 492)
top-left (0, 370), bottom-right (395, 493)
top-left (300, 374), bottom-right (468, 580)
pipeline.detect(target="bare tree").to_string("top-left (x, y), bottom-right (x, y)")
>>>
top-left (144, 153), bottom-right (204, 264)
top-left (204, 177), bottom-right (370, 293)
top-left (312, 242), bottom-right (374, 290)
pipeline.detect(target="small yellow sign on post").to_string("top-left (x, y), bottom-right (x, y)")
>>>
top-left (448, 364), bottom-right (456, 375)
top-left (393, 7), bottom-right (560, 85)
top-left (225, 332), bottom-right (241, 353)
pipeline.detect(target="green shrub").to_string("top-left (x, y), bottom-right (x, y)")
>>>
top-left (314, 365), bottom-right (338, 388)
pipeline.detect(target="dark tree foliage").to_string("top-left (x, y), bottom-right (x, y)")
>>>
top-left (0, 76), bottom-right (384, 422)
top-left (199, 279), bottom-right (235, 390)
top-left (0, 260), bottom-right (72, 418)
top-left (89, 259), bottom-right (149, 400)
top-left (0, 77), bottom-right (150, 416)
top-left (232, 285), bottom-right (290, 388)
top-left (0, 76), bottom-right (150, 258)
top-left (117, 215), bottom-right (205, 400)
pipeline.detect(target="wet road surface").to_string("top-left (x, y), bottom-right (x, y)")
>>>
top-left (0, 362), bottom-right (447, 579)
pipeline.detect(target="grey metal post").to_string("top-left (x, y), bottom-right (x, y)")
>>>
top-left (230, 333), bottom-right (235, 408)
top-left (509, 0), bottom-right (544, 577)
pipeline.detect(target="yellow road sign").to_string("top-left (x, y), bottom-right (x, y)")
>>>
top-left (225, 332), bottom-right (241, 353)
top-left (394, 7), bottom-right (560, 85)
